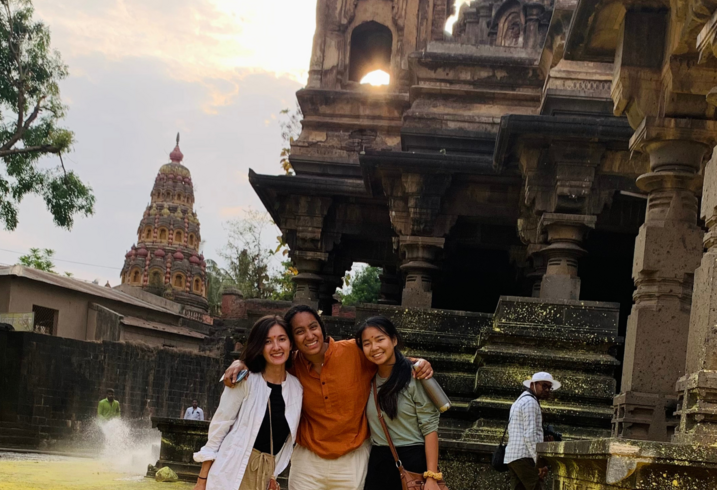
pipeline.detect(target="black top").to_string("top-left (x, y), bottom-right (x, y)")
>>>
top-left (253, 382), bottom-right (291, 455)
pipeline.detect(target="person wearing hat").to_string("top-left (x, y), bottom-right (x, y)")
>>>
top-left (504, 372), bottom-right (561, 490)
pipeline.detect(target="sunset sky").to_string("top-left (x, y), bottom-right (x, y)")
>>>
top-left (0, 0), bottom-right (466, 284)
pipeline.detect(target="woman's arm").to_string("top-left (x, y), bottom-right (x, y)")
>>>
top-left (193, 383), bottom-right (248, 463)
top-left (423, 431), bottom-right (440, 490)
top-left (192, 461), bottom-right (213, 490)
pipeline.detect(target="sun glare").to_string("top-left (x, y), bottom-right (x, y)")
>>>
top-left (360, 70), bottom-right (390, 86)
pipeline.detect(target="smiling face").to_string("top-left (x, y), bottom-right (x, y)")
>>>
top-left (361, 325), bottom-right (398, 367)
top-left (290, 311), bottom-right (325, 357)
top-left (263, 324), bottom-right (292, 368)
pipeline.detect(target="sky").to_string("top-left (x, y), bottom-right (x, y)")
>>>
top-left (0, 0), bottom-right (467, 285)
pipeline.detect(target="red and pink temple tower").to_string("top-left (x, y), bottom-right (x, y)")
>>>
top-left (121, 134), bottom-right (208, 313)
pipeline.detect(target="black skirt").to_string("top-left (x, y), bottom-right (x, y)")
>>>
top-left (364, 444), bottom-right (427, 490)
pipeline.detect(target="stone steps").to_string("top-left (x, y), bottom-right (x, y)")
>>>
top-left (477, 343), bottom-right (619, 369)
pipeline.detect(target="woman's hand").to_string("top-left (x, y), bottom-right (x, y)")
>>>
top-left (192, 478), bottom-right (207, 490)
top-left (410, 358), bottom-right (434, 380)
top-left (424, 477), bottom-right (441, 490)
top-left (222, 360), bottom-right (248, 387)
top-left (267, 477), bottom-right (281, 490)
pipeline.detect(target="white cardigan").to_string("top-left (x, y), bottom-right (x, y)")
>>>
top-left (194, 373), bottom-right (303, 490)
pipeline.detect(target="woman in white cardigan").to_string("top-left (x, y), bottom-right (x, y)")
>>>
top-left (193, 316), bottom-right (303, 490)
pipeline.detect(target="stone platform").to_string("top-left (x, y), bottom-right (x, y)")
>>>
top-left (540, 438), bottom-right (717, 489)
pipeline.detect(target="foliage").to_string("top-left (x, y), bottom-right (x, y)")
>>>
top-left (218, 209), bottom-right (296, 300)
top-left (0, 0), bottom-right (94, 230)
top-left (337, 266), bottom-right (381, 306)
top-left (279, 104), bottom-right (302, 175)
top-left (205, 259), bottom-right (225, 317)
top-left (18, 247), bottom-right (55, 272)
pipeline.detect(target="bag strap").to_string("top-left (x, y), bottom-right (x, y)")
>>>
top-left (500, 391), bottom-right (540, 446)
top-left (372, 379), bottom-right (404, 470)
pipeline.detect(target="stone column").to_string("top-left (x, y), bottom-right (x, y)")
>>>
top-left (613, 118), bottom-right (712, 441)
top-left (318, 275), bottom-right (342, 315)
top-left (538, 213), bottom-right (596, 300)
top-left (399, 236), bottom-right (444, 308)
top-left (523, 3), bottom-right (545, 49)
top-left (674, 136), bottom-right (717, 444)
top-left (527, 248), bottom-right (547, 298)
top-left (378, 266), bottom-right (401, 305)
top-left (292, 251), bottom-right (328, 309)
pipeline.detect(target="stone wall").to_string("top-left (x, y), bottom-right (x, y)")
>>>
top-left (0, 330), bottom-right (229, 448)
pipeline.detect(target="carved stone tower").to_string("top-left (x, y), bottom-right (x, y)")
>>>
top-left (121, 134), bottom-right (208, 313)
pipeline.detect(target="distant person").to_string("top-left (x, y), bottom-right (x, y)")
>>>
top-left (504, 372), bottom-right (560, 490)
top-left (184, 400), bottom-right (205, 421)
top-left (97, 389), bottom-right (121, 421)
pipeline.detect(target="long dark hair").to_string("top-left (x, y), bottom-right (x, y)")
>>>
top-left (241, 315), bottom-right (293, 373)
top-left (284, 304), bottom-right (327, 340)
top-left (355, 316), bottom-right (411, 419)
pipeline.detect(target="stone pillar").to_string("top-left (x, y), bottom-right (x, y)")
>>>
top-left (527, 249), bottom-right (547, 298)
top-left (523, 3), bottom-right (545, 49)
top-left (538, 213), bottom-right (595, 301)
top-left (318, 275), bottom-right (342, 315)
top-left (292, 251), bottom-right (327, 309)
top-left (221, 288), bottom-right (245, 319)
top-left (399, 236), bottom-right (444, 308)
top-left (613, 118), bottom-right (711, 441)
top-left (476, 2), bottom-right (492, 44)
top-left (378, 266), bottom-right (401, 305)
top-left (674, 138), bottom-right (717, 444)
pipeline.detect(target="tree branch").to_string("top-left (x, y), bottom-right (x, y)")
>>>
top-left (0, 97), bottom-right (44, 152)
top-left (0, 145), bottom-right (61, 157)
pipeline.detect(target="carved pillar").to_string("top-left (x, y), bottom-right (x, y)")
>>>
top-left (399, 237), bottom-right (445, 308)
top-left (538, 213), bottom-right (596, 300)
top-left (523, 3), bottom-right (545, 49)
top-left (613, 118), bottom-right (712, 442)
top-left (378, 266), bottom-right (401, 305)
top-left (292, 251), bottom-right (328, 309)
top-left (318, 275), bottom-right (343, 315)
top-left (527, 248), bottom-right (546, 298)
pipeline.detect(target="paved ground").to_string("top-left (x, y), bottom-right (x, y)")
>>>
top-left (0, 452), bottom-right (194, 490)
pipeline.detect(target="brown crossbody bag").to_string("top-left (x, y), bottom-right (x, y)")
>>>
top-left (372, 380), bottom-right (449, 490)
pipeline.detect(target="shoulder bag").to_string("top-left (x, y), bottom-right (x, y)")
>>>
top-left (372, 380), bottom-right (449, 490)
top-left (492, 391), bottom-right (540, 473)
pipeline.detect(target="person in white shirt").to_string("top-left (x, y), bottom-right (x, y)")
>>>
top-left (184, 400), bottom-right (204, 421)
top-left (504, 372), bottom-right (561, 490)
top-left (193, 316), bottom-right (303, 490)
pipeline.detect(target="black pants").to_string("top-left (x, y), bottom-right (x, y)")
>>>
top-left (364, 444), bottom-right (427, 490)
top-left (508, 458), bottom-right (543, 490)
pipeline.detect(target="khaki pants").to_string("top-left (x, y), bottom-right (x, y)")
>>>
top-left (239, 449), bottom-right (275, 490)
top-left (288, 441), bottom-right (371, 490)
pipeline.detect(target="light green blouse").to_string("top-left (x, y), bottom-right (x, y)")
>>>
top-left (366, 373), bottom-right (440, 447)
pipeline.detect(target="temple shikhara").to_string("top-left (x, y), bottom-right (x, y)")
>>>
top-left (121, 135), bottom-right (209, 315)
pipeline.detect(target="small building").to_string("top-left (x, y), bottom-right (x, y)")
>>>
top-left (0, 265), bottom-right (208, 351)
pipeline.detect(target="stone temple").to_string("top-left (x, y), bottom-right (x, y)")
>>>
top-left (121, 135), bottom-right (209, 314)
top-left (245, 0), bottom-right (717, 487)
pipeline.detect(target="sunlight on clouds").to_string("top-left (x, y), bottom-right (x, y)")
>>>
top-left (360, 70), bottom-right (390, 86)
top-left (34, 0), bottom-right (317, 109)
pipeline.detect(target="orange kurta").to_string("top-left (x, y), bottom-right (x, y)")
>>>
top-left (290, 338), bottom-right (377, 459)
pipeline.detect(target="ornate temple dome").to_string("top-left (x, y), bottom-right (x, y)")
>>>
top-left (120, 133), bottom-right (208, 313)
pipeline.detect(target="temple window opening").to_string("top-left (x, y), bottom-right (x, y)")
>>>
top-left (361, 70), bottom-right (390, 86)
top-left (131, 269), bottom-right (141, 285)
top-left (193, 278), bottom-right (202, 293)
top-left (149, 270), bottom-right (163, 287)
top-left (145, 228), bottom-right (153, 239)
top-left (175, 230), bottom-right (183, 243)
top-left (159, 228), bottom-right (168, 241)
top-left (188, 234), bottom-right (195, 247)
top-left (173, 274), bottom-right (185, 289)
top-left (349, 21), bottom-right (392, 83)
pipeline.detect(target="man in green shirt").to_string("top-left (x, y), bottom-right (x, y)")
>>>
top-left (97, 389), bottom-right (121, 421)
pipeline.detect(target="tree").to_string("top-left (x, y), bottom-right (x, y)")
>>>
top-left (205, 259), bottom-right (226, 317)
top-left (0, 0), bottom-right (94, 230)
top-left (279, 105), bottom-right (302, 175)
top-left (219, 209), bottom-right (295, 299)
top-left (337, 266), bottom-right (381, 306)
top-left (18, 247), bottom-right (55, 272)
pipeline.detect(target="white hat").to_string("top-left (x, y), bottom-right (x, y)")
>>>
top-left (523, 372), bottom-right (561, 391)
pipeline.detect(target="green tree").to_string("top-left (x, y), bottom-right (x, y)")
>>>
top-left (337, 266), bottom-right (381, 306)
top-left (279, 105), bottom-right (302, 175)
top-left (18, 247), bottom-right (55, 272)
top-left (0, 0), bottom-right (94, 230)
top-left (205, 259), bottom-right (226, 317)
top-left (267, 259), bottom-right (297, 301)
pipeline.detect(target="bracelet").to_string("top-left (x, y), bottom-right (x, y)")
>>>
top-left (423, 471), bottom-right (443, 481)
top-left (198, 476), bottom-right (207, 480)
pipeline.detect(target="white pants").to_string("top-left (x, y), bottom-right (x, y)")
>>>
top-left (288, 440), bottom-right (371, 490)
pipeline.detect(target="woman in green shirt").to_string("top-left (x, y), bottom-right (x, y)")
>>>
top-left (355, 316), bottom-right (443, 490)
